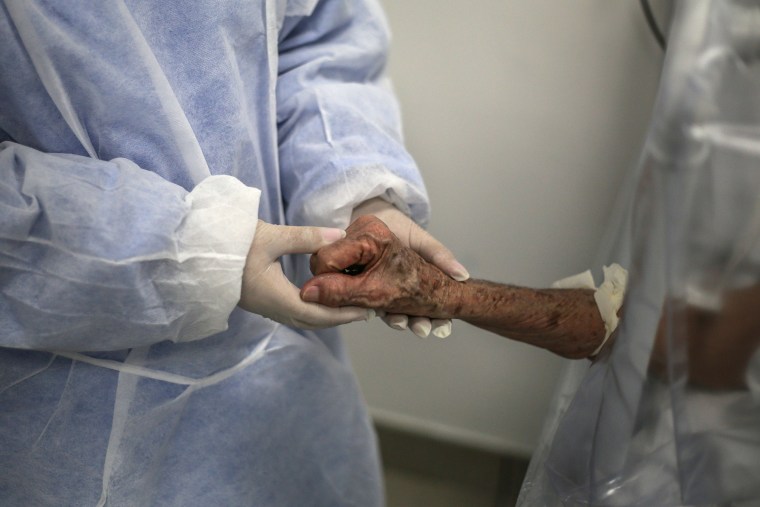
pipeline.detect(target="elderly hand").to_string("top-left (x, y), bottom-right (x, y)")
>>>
top-left (239, 221), bottom-right (373, 329)
top-left (301, 216), bottom-right (613, 358)
top-left (300, 216), bottom-right (461, 326)
top-left (346, 198), bottom-right (468, 338)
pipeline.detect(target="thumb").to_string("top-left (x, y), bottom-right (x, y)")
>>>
top-left (409, 227), bottom-right (470, 282)
top-left (266, 224), bottom-right (346, 257)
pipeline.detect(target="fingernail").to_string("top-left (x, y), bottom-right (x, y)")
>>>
top-left (389, 316), bottom-right (407, 330)
top-left (302, 286), bottom-right (319, 302)
top-left (432, 321), bottom-right (452, 339)
top-left (451, 262), bottom-right (470, 282)
top-left (366, 309), bottom-right (376, 321)
top-left (321, 228), bottom-right (346, 242)
top-left (412, 321), bottom-right (431, 338)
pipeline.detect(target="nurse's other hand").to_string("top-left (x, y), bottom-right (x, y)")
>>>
top-left (301, 216), bottom-right (460, 322)
top-left (350, 200), bottom-right (469, 284)
top-left (347, 199), bottom-right (468, 338)
top-left (239, 221), bottom-right (373, 329)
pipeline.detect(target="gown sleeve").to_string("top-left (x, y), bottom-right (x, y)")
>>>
top-left (0, 142), bottom-right (260, 352)
top-left (276, 0), bottom-right (430, 230)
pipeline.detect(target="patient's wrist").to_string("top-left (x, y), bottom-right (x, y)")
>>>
top-left (434, 276), bottom-right (467, 319)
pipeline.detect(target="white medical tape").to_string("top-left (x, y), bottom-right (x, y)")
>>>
top-left (53, 328), bottom-right (275, 387)
top-left (552, 263), bottom-right (629, 357)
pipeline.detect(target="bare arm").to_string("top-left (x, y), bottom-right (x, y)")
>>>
top-left (452, 281), bottom-right (605, 359)
top-left (301, 215), bottom-right (606, 358)
top-left (302, 216), bottom-right (760, 385)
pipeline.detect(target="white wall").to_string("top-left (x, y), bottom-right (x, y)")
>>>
top-left (343, 0), bottom-right (668, 456)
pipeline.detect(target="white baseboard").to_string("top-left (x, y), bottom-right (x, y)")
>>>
top-left (369, 406), bottom-right (535, 459)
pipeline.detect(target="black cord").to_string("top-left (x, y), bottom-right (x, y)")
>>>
top-left (640, 0), bottom-right (666, 51)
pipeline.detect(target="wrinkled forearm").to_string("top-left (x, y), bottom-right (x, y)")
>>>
top-left (306, 215), bottom-right (608, 358)
top-left (441, 280), bottom-right (606, 359)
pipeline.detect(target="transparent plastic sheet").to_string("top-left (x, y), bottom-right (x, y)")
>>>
top-left (518, 1), bottom-right (760, 505)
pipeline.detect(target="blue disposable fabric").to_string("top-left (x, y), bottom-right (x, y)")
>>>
top-left (0, 0), bottom-right (430, 505)
top-left (519, 1), bottom-right (760, 505)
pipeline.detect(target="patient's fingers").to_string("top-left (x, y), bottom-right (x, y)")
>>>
top-left (310, 237), bottom-right (384, 276)
top-left (309, 239), bottom-right (365, 275)
top-left (301, 273), bottom-right (370, 308)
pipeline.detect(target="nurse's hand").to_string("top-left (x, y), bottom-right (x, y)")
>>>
top-left (346, 199), bottom-right (468, 338)
top-left (301, 215), bottom-right (460, 326)
top-left (238, 221), bottom-right (374, 329)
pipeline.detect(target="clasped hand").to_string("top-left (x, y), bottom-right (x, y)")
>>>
top-left (301, 215), bottom-right (462, 337)
top-left (239, 221), bottom-right (373, 328)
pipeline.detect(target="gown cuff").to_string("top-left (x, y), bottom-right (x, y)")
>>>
top-left (170, 175), bottom-right (260, 342)
top-left (296, 164), bottom-right (430, 230)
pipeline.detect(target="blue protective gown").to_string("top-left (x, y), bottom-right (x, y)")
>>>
top-left (0, 1), bottom-right (430, 505)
